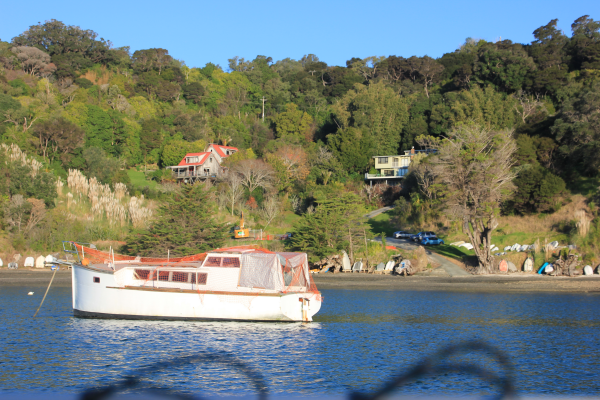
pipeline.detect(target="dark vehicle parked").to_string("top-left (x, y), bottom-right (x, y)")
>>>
top-left (410, 231), bottom-right (436, 242)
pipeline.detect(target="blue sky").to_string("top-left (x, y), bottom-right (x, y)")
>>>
top-left (1, 0), bottom-right (597, 69)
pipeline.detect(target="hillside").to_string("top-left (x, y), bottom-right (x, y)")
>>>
top-left (1, 16), bottom-right (600, 269)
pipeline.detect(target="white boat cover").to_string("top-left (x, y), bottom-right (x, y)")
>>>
top-left (238, 252), bottom-right (308, 291)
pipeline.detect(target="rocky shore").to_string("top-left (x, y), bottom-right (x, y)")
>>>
top-left (1, 268), bottom-right (600, 293)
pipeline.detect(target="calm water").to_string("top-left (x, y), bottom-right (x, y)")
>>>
top-left (0, 286), bottom-right (599, 397)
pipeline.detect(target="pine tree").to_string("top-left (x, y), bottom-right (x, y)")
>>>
top-left (288, 192), bottom-right (369, 262)
top-left (124, 184), bottom-right (227, 257)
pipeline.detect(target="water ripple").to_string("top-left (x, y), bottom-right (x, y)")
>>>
top-left (0, 287), bottom-right (599, 396)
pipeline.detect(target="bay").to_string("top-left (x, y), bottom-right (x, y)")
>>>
top-left (0, 286), bottom-right (599, 397)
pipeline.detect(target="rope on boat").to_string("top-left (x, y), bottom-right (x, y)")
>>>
top-left (32, 267), bottom-right (58, 318)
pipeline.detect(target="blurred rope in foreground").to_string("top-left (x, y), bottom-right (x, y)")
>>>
top-left (351, 340), bottom-right (516, 400)
top-left (80, 340), bottom-right (516, 400)
top-left (80, 351), bottom-right (269, 400)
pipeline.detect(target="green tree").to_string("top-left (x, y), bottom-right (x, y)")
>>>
top-left (332, 81), bottom-right (409, 156)
top-left (12, 19), bottom-right (113, 63)
top-left (417, 125), bottom-right (517, 273)
top-left (160, 139), bottom-right (206, 167)
top-left (0, 93), bottom-right (22, 136)
top-left (288, 192), bottom-right (369, 262)
top-left (123, 184), bottom-right (227, 257)
top-left (568, 15), bottom-right (600, 70)
top-left (473, 41), bottom-right (537, 92)
top-left (84, 105), bottom-right (128, 157)
top-left (271, 103), bottom-right (313, 139)
top-left (327, 127), bottom-right (373, 173)
top-left (510, 165), bottom-right (565, 213)
top-left (429, 86), bottom-right (519, 135)
top-left (139, 118), bottom-right (164, 163)
top-left (33, 117), bottom-right (85, 164)
top-left (527, 19), bottom-right (569, 97)
top-left (81, 147), bottom-right (129, 185)
top-left (551, 81), bottom-right (600, 176)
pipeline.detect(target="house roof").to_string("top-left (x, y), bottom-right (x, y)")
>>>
top-left (208, 144), bottom-right (238, 158)
top-left (178, 152), bottom-right (210, 166)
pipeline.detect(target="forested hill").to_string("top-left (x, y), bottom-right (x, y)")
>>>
top-left (0, 16), bottom-right (599, 255)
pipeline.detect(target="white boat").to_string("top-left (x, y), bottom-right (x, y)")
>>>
top-left (68, 243), bottom-right (322, 322)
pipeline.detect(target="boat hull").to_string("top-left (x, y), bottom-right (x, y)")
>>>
top-left (72, 264), bottom-right (321, 322)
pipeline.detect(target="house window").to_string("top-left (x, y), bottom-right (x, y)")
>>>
top-left (393, 158), bottom-right (399, 167)
top-left (378, 157), bottom-right (388, 164)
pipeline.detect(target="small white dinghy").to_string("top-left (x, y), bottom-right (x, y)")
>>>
top-left (384, 261), bottom-right (395, 271)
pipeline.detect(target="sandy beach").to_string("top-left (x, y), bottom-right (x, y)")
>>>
top-left (1, 268), bottom-right (600, 293)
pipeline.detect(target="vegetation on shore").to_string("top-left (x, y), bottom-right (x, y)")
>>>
top-left (1, 16), bottom-right (600, 271)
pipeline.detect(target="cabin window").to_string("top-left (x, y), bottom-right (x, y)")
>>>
top-left (378, 157), bottom-right (388, 164)
top-left (222, 257), bottom-right (240, 268)
top-left (134, 269), bottom-right (150, 280)
top-left (191, 273), bottom-right (208, 285)
top-left (172, 271), bottom-right (189, 283)
top-left (204, 257), bottom-right (222, 267)
top-left (158, 271), bottom-right (170, 281)
top-left (203, 257), bottom-right (240, 268)
top-left (93, 276), bottom-right (100, 283)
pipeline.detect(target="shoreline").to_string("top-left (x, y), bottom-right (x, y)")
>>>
top-left (1, 268), bottom-right (600, 293)
top-left (312, 273), bottom-right (600, 293)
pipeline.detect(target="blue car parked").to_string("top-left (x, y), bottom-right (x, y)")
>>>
top-left (421, 237), bottom-right (444, 245)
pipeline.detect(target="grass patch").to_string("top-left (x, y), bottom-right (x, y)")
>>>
top-left (268, 211), bottom-right (301, 234)
top-left (567, 176), bottom-right (600, 196)
top-left (367, 211), bottom-right (396, 236)
top-left (430, 243), bottom-right (475, 260)
top-left (128, 169), bottom-right (158, 190)
top-left (490, 232), bottom-right (568, 250)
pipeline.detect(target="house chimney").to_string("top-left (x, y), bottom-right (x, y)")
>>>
top-left (410, 146), bottom-right (415, 160)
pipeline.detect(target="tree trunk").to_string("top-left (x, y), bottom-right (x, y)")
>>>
top-left (464, 217), bottom-right (495, 273)
top-left (348, 226), bottom-right (354, 265)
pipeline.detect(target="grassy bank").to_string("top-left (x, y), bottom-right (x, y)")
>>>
top-left (127, 169), bottom-right (159, 190)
